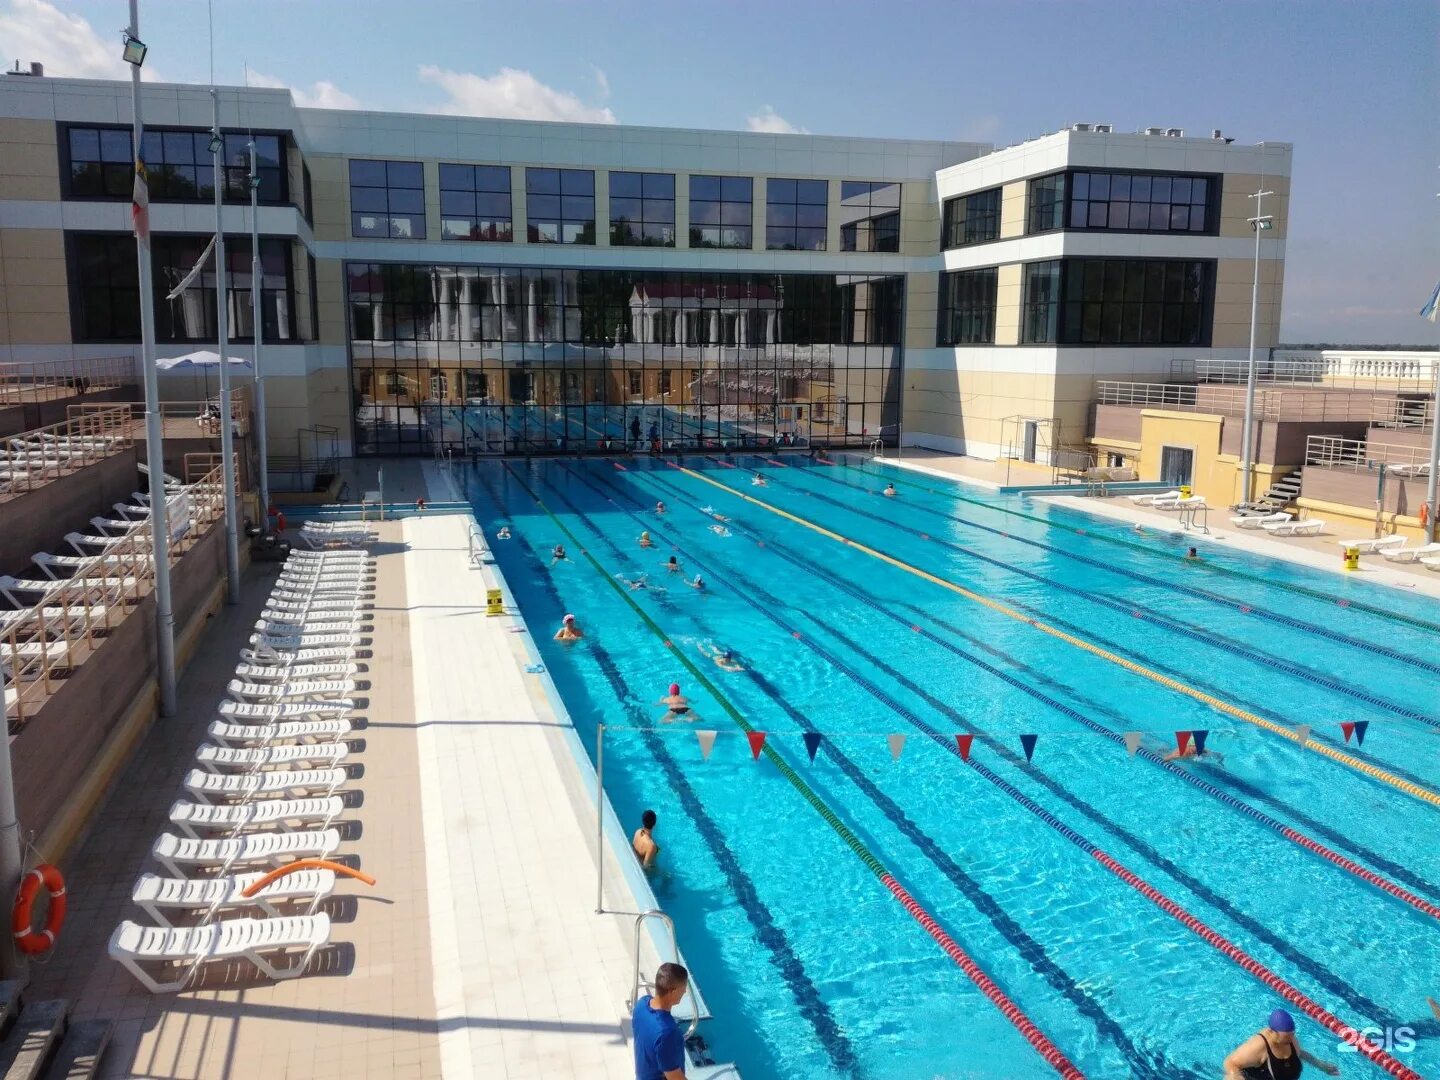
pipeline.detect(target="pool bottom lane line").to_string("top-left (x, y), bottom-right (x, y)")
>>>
top-left (502, 466), bottom-right (1089, 1080)
top-left (679, 465), bottom-right (1440, 812)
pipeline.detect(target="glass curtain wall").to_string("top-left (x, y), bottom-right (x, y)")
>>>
top-left (347, 263), bottom-right (903, 456)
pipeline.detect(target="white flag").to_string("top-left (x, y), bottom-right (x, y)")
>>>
top-left (1293, 724), bottom-right (1312, 744)
top-left (887, 733), bottom-right (906, 761)
top-left (1123, 731), bottom-right (1143, 756)
top-left (696, 730), bottom-right (717, 761)
top-left (165, 234), bottom-right (217, 301)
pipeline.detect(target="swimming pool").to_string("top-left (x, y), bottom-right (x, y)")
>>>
top-left (464, 454), bottom-right (1439, 1080)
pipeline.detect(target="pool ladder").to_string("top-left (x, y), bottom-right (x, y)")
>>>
top-left (627, 909), bottom-right (699, 1038)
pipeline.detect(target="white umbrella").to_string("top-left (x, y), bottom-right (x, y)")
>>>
top-left (156, 351), bottom-right (252, 399)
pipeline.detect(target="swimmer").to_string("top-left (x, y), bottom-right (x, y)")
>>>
top-left (1223, 1008), bottom-right (1338, 1078)
top-left (1186, 546), bottom-right (1199, 560)
top-left (632, 809), bottom-right (661, 869)
top-left (709, 523), bottom-right (731, 537)
top-left (665, 555), bottom-right (683, 574)
top-left (751, 473), bottom-right (768, 487)
top-left (416, 497), bottom-right (427, 511)
top-left (496, 526), bottom-right (512, 540)
top-left (1132, 523), bottom-right (1145, 534)
top-left (655, 500), bottom-right (667, 515)
top-left (638, 530), bottom-right (655, 548)
top-left (553, 613), bottom-right (584, 642)
top-left (687, 573), bottom-right (705, 591)
top-left (616, 572), bottom-right (650, 591)
top-left (883, 483), bottom-right (896, 497)
top-left (1161, 741), bottom-right (1225, 765)
top-left (657, 682), bottom-right (697, 723)
top-left (699, 642), bottom-right (742, 672)
top-left (551, 543), bottom-right (568, 565)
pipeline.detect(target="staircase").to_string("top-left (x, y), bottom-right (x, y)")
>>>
top-left (0, 983), bottom-right (111, 1080)
top-left (1240, 469), bottom-right (1303, 514)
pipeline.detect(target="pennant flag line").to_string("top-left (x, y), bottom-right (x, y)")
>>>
top-left (956, 733), bottom-right (974, 761)
top-left (1192, 730), bottom-right (1209, 755)
top-left (887, 734), bottom-right (907, 761)
top-left (803, 731), bottom-right (822, 762)
top-left (1354, 720), bottom-right (1369, 747)
top-left (696, 730), bottom-right (716, 761)
top-left (1175, 731), bottom-right (1193, 756)
top-left (1340, 721), bottom-right (1355, 744)
top-left (746, 731), bottom-right (767, 761)
top-left (1020, 734), bottom-right (1038, 763)
top-left (1124, 731), bottom-right (1143, 756)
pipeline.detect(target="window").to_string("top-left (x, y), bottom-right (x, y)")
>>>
top-left (439, 164), bottom-right (512, 242)
top-left (463, 371), bottom-right (489, 400)
top-left (660, 369), bottom-right (673, 394)
top-left (66, 126), bottom-right (285, 202)
top-left (350, 159), bottom-right (426, 239)
top-left (938, 268), bottom-right (998, 345)
top-left (1021, 258), bottom-right (1213, 345)
top-left (68, 232), bottom-right (139, 339)
top-left (628, 370), bottom-right (643, 396)
top-left (839, 181), bottom-right (901, 252)
top-left (1068, 171), bottom-right (1214, 233)
top-left (1027, 174), bottom-right (1067, 234)
top-left (689, 175), bottom-right (752, 248)
top-left (942, 188), bottom-right (1000, 248)
top-left (526, 168), bottom-right (595, 244)
top-left (1160, 446), bottom-right (1195, 487)
top-left (610, 172), bottom-right (676, 247)
top-left (766, 178), bottom-right (827, 250)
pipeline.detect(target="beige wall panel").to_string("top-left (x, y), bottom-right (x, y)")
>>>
top-left (900, 182), bottom-right (940, 256)
top-left (0, 120), bottom-right (59, 201)
top-left (995, 262), bottom-right (1023, 345)
top-left (7, 311), bottom-right (70, 345)
top-left (1000, 181), bottom-right (1026, 239)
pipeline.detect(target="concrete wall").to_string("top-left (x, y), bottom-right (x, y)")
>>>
top-left (1300, 466), bottom-right (1430, 541)
top-left (0, 447), bottom-right (140, 577)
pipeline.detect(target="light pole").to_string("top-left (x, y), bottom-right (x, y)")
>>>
top-left (1426, 358), bottom-right (1438, 543)
top-left (248, 138), bottom-right (271, 523)
top-left (1237, 187), bottom-right (1273, 508)
top-left (210, 89), bottom-right (241, 603)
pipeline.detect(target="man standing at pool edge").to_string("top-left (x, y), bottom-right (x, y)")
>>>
top-left (633, 962), bottom-right (689, 1080)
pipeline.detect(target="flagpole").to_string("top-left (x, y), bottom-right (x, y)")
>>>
top-left (211, 87), bottom-right (242, 604)
top-left (249, 137), bottom-right (271, 524)
top-left (1426, 350), bottom-right (1438, 543)
top-left (1238, 184), bottom-right (1273, 508)
top-left (129, 0), bottom-right (178, 717)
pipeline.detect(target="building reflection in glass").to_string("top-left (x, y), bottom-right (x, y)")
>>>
top-left (346, 264), bottom-right (903, 456)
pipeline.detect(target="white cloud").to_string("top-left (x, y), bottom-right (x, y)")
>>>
top-left (248, 69), bottom-right (361, 110)
top-left (0, 0), bottom-right (162, 81)
top-left (746, 106), bottom-right (808, 135)
top-left (417, 65), bottom-right (617, 124)
top-left (591, 65), bottom-right (610, 101)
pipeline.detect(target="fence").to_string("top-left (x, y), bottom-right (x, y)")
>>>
top-left (0, 356), bottom-right (135, 407)
top-left (0, 405), bottom-right (135, 503)
top-left (1304, 435), bottom-right (1435, 474)
top-left (66, 386), bottom-right (252, 438)
top-left (1173, 353), bottom-right (1438, 388)
top-left (1096, 380), bottom-right (1414, 425)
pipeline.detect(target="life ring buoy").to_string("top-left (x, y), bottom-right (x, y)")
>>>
top-left (11, 864), bottom-right (65, 955)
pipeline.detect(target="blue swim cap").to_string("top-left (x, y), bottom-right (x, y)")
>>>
top-left (1268, 1009), bottom-right (1295, 1033)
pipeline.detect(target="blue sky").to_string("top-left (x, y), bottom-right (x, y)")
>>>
top-left (5, 0), bottom-right (1437, 343)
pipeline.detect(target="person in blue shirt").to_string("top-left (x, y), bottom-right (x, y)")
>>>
top-left (632, 962), bottom-right (689, 1080)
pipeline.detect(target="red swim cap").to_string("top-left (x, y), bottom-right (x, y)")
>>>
top-left (669, 683), bottom-right (680, 697)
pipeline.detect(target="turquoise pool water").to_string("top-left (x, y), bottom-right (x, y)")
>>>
top-left (464, 455), bottom-right (1440, 1080)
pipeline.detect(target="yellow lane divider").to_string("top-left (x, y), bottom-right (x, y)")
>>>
top-left (679, 467), bottom-right (1440, 810)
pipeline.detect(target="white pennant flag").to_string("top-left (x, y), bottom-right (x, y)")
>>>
top-left (696, 730), bottom-right (717, 761)
top-left (1123, 731), bottom-right (1143, 756)
top-left (1293, 724), bottom-right (1312, 744)
top-left (887, 733), bottom-right (906, 761)
top-left (165, 234), bottom-right (217, 300)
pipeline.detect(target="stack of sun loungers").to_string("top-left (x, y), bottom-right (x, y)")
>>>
top-left (0, 431), bottom-right (125, 494)
top-left (297, 520), bottom-right (380, 550)
top-left (109, 539), bottom-right (374, 992)
top-left (1381, 542), bottom-right (1440, 566)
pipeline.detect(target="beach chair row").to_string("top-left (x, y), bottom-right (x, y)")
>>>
top-left (109, 543), bottom-right (377, 993)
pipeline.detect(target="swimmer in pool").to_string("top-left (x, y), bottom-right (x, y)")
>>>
top-left (655, 500), bottom-right (667, 515)
top-left (751, 473), bottom-right (767, 487)
top-left (1186, 546), bottom-right (1200, 560)
top-left (497, 526), bottom-right (512, 540)
top-left (883, 483), bottom-right (896, 497)
top-left (1161, 741), bottom-right (1225, 765)
top-left (687, 574), bottom-right (705, 591)
top-left (551, 543), bottom-right (568, 565)
top-left (638, 530), bottom-right (655, 548)
top-left (665, 555), bottom-right (683, 574)
top-left (632, 809), bottom-right (661, 869)
top-left (709, 523), bottom-right (730, 537)
top-left (657, 683), bottom-right (697, 723)
top-left (1223, 1009), bottom-right (1338, 1078)
top-left (553, 613), bottom-right (584, 642)
top-left (699, 642), bottom-right (742, 672)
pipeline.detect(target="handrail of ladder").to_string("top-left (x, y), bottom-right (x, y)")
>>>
top-left (627, 909), bottom-right (699, 1038)
top-left (868, 437), bottom-right (883, 455)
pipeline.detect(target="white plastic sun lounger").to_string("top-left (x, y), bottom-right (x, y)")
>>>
top-left (1230, 512), bottom-right (1291, 530)
top-left (1127, 490), bottom-right (1182, 505)
top-left (109, 913), bottom-right (332, 992)
top-left (194, 742), bottom-right (350, 773)
top-left (64, 530), bottom-right (132, 554)
top-left (114, 502), bottom-right (150, 520)
top-left (0, 575), bottom-right (136, 606)
top-left (280, 566), bottom-right (374, 580)
top-left (233, 661), bottom-right (359, 683)
top-left (216, 699), bottom-right (357, 723)
top-left (91, 516), bottom-right (144, 536)
top-left (238, 644), bottom-right (359, 667)
top-left (152, 828), bottom-right (341, 876)
top-left (253, 618), bottom-right (368, 638)
top-left (263, 598), bottom-right (369, 617)
top-left (226, 678), bottom-right (356, 703)
top-left (1383, 542), bottom-right (1440, 563)
top-left (183, 767), bottom-right (346, 803)
top-left (132, 869), bottom-right (337, 925)
top-left (33, 551), bottom-right (152, 579)
top-left (1262, 518), bottom-right (1326, 537)
top-left (169, 796), bottom-right (345, 837)
top-left (268, 591), bottom-right (373, 610)
top-left (207, 719), bottom-right (351, 747)
top-left (247, 631), bottom-right (367, 652)
top-left (1335, 536), bottom-right (1407, 554)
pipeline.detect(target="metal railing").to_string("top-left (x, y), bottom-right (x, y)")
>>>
top-left (1097, 380), bottom-right (1416, 424)
top-left (0, 406), bottom-right (134, 503)
top-left (0, 356), bottom-right (135, 407)
top-left (1304, 435), bottom-right (1435, 475)
top-left (1173, 353), bottom-right (1438, 387)
top-left (66, 387), bottom-right (253, 438)
top-left (2, 460), bottom-right (231, 726)
top-left (627, 910), bottom-right (700, 1039)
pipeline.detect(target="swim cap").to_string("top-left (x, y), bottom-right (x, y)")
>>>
top-left (563, 613), bottom-right (575, 624)
top-left (669, 683), bottom-right (680, 697)
top-left (1268, 1009), bottom-right (1295, 1033)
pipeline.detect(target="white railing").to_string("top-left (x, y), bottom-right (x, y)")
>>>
top-left (1304, 435), bottom-right (1434, 474)
top-left (467, 521), bottom-right (488, 568)
top-left (1, 406), bottom-right (134, 503)
top-left (1096, 380), bottom-right (1410, 424)
top-left (0, 356), bottom-right (135, 406)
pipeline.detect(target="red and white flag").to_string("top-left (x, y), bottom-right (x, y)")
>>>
top-left (131, 156), bottom-right (150, 247)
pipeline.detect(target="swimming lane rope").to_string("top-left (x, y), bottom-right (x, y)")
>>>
top-left (678, 467), bottom-right (1440, 811)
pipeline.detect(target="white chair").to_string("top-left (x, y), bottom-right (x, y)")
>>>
top-left (169, 796), bottom-right (345, 837)
top-left (253, 617), bottom-right (369, 637)
top-left (1127, 490), bottom-right (1182, 505)
top-left (233, 661), bottom-right (359, 683)
top-left (109, 913), bottom-right (332, 992)
top-left (1383, 542), bottom-right (1440, 563)
top-left (194, 742), bottom-right (349, 773)
top-left (263, 600), bottom-right (369, 619)
top-left (216, 699), bottom-right (357, 723)
top-left (151, 828), bottom-right (341, 876)
top-left (238, 644), bottom-right (360, 667)
top-left (132, 870), bottom-right (337, 926)
top-left (1335, 536), bottom-right (1407, 554)
top-left (226, 678), bottom-right (356, 703)
top-left (1230, 512), bottom-right (1291, 530)
top-left (207, 719), bottom-right (351, 747)
top-left (1262, 518), bottom-right (1326, 537)
top-left (1422, 556), bottom-right (1440, 572)
top-left (183, 767), bottom-right (345, 803)
top-left (91, 516), bottom-right (143, 536)
top-left (247, 631), bottom-right (367, 652)
top-left (64, 531), bottom-right (130, 554)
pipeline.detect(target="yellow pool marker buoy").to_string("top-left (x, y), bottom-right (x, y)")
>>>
top-left (678, 467), bottom-right (1440, 810)
top-left (486, 587), bottom-right (505, 616)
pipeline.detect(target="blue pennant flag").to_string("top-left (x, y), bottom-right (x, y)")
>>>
top-left (1421, 279), bottom-right (1440, 323)
top-left (802, 731), bottom-right (822, 762)
top-left (1354, 720), bottom-right (1369, 747)
top-left (1192, 730), bottom-right (1209, 755)
top-left (1020, 734), bottom-right (1038, 762)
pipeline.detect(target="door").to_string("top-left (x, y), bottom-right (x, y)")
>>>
top-left (1022, 421), bottom-right (1038, 463)
top-left (1160, 446), bottom-right (1194, 487)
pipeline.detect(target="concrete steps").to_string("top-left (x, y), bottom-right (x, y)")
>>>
top-left (0, 1000), bottom-right (67, 1080)
top-left (43, 1020), bottom-right (112, 1080)
top-left (0, 983), bottom-right (110, 1080)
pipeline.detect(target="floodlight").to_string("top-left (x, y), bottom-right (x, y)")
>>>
top-left (122, 35), bottom-right (147, 67)
top-left (208, 131), bottom-right (224, 155)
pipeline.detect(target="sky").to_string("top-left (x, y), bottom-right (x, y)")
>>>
top-left (2, 0), bottom-right (1437, 345)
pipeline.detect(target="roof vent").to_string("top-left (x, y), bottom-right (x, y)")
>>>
top-left (1071, 122), bottom-right (1093, 132)
top-left (6, 60), bottom-right (43, 77)
top-left (1093, 123), bottom-right (1113, 133)
top-left (1142, 126), bottom-right (1166, 136)
top-left (1165, 127), bottom-right (1184, 137)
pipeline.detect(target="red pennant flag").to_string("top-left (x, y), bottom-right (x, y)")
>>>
top-left (746, 731), bottom-right (767, 760)
top-left (1020, 734), bottom-right (1038, 762)
top-left (956, 733), bottom-right (974, 761)
top-left (1340, 721), bottom-right (1356, 744)
top-left (1175, 731), bottom-right (1192, 756)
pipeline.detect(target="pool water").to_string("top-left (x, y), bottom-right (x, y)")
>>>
top-left (463, 455), bottom-right (1440, 1080)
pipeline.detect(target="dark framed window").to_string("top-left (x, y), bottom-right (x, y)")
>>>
top-left (839, 181), bottom-right (901, 252)
top-left (766, 178), bottom-right (827, 250)
top-left (64, 125), bottom-right (285, 203)
top-left (1021, 257), bottom-right (1213, 345)
top-left (1068, 171), bottom-right (1215, 233)
top-left (69, 232), bottom-right (295, 343)
top-left (1027, 174), bottom-right (1067, 234)
top-left (938, 268), bottom-right (998, 344)
top-left (440, 164), bottom-right (513, 242)
top-left (689, 175), bottom-right (752, 248)
top-left (609, 172), bottom-right (676, 247)
top-left (942, 188), bottom-right (1000, 248)
top-left (350, 159), bottom-right (426, 239)
top-left (526, 168), bottom-right (595, 244)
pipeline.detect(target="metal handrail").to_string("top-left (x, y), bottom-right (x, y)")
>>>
top-left (466, 522), bottom-right (488, 568)
top-left (627, 909), bottom-right (699, 1039)
top-left (0, 356), bottom-right (135, 406)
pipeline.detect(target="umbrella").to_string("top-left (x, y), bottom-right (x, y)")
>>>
top-left (155, 350), bottom-right (252, 400)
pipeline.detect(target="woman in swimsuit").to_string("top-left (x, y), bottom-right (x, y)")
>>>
top-left (1223, 1010), bottom-right (1338, 1078)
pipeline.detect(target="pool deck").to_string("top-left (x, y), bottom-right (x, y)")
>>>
top-left (34, 507), bottom-right (669, 1078)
